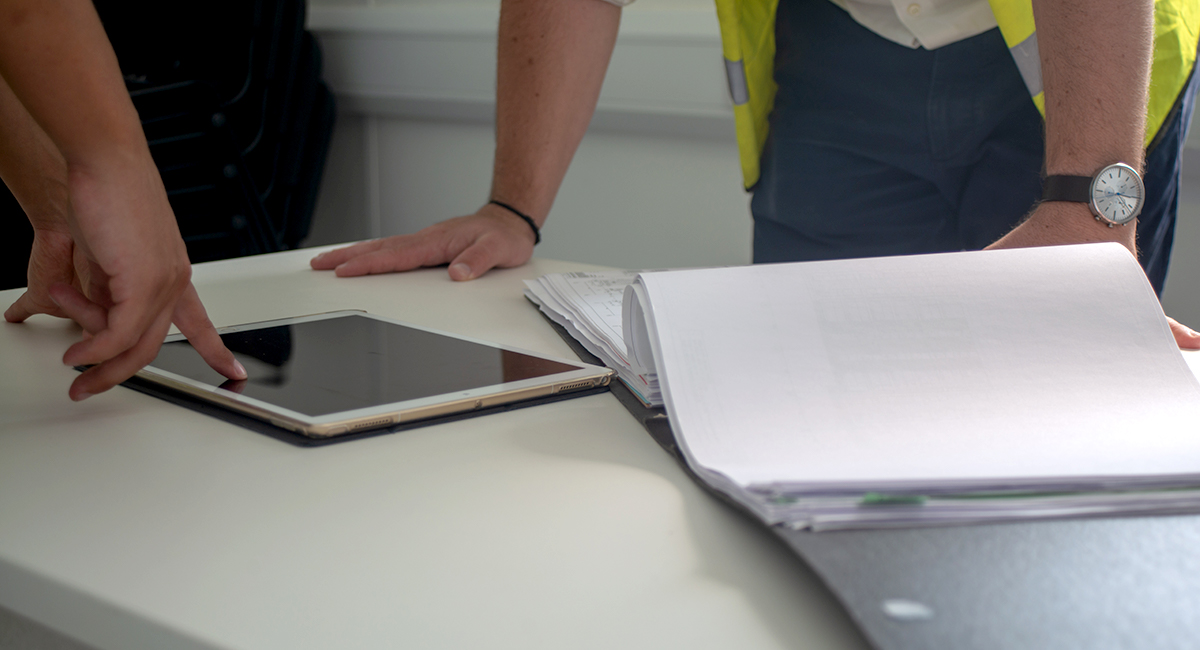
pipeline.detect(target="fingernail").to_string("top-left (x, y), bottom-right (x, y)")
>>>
top-left (450, 263), bottom-right (472, 280)
top-left (233, 359), bottom-right (247, 379)
top-left (73, 391), bottom-right (94, 402)
top-left (313, 252), bottom-right (327, 260)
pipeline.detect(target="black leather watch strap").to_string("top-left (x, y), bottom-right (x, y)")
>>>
top-left (1041, 175), bottom-right (1092, 203)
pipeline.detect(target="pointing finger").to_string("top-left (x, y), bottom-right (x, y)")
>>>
top-left (172, 284), bottom-right (246, 380)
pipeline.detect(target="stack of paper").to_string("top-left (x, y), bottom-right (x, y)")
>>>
top-left (530, 244), bottom-right (1200, 530)
top-left (621, 244), bottom-right (1200, 530)
top-left (524, 271), bottom-right (660, 405)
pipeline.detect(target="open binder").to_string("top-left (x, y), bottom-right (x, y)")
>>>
top-left (533, 244), bottom-right (1200, 531)
top-left (534, 244), bottom-right (1200, 649)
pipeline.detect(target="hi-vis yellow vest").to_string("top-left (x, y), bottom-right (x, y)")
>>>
top-left (716, 0), bottom-right (1200, 190)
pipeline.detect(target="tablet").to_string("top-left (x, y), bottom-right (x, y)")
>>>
top-left (137, 311), bottom-right (613, 438)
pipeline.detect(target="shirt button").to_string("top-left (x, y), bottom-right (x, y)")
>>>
top-left (907, 3), bottom-right (921, 15)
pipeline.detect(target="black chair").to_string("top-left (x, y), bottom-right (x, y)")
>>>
top-left (105, 0), bottom-right (335, 262)
top-left (0, 0), bottom-right (335, 290)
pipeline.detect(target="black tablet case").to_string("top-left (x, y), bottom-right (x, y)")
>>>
top-left (117, 372), bottom-right (609, 447)
top-left (541, 313), bottom-right (1200, 650)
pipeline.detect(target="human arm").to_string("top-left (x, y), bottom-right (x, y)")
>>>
top-left (985, 0), bottom-right (1200, 348)
top-left (0, 0), bottom-right (246, 399)
top-left (311, 0), bottom-right (622, 280)
top-left (0, 65), bottom-right (76, 321)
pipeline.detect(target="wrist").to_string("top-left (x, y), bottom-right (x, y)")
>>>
top-left (1030, 201), bottom-right (1136, 251)
top-left (19, 178), bottom-right (70, 232)
top-left (483, 199), bottom-right (541, 245)
top-left (1046, 157), bottom-right (1144, 176)
top-left (65, 137), bottom-right (151, 177)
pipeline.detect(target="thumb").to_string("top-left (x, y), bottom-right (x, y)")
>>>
top-left (5, 288), bottom-right (75, 323)
top-left (1168, 317), bottom-right (1200, 350)
top-left (447, 242), bottom-right (506, 282)
top-left (4, 292), bottom-right (44, 323)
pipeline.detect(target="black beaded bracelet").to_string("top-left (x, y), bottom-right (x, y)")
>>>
top-left (488, 200), bottom-right (541, 245)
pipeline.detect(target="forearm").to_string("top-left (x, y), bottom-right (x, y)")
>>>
top-left (1038, 0), bottom-right (1152, 173)
top-left (0, 0), bottom-right (184, 274)
top-left (0, 73), bottom-right (68, 231)
top-left (490, 0), bottom-right (621, 226)
top-left (0, 0), bottom-right (149, 169)
top-left (1033, 0), bottom-right (1153, 248)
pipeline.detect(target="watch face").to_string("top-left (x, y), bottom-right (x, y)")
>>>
top-left (1090, 163), bottom-right (1144, 225)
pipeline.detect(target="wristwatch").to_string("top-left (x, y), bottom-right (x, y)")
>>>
top-left (1041, 162), bottom-right (1145, 227)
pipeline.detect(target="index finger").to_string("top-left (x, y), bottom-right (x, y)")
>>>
top-left (172, 284), bottom-right (246, 380)
top-left (310, 240), bottom-right (387, 270)
top-left (332, 238), bottom-right (451, 277)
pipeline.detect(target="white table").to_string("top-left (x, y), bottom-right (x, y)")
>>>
top-left (0, 247), bottom-right (869, 650)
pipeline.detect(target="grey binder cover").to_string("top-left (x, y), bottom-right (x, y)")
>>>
top-left (542, 312), bottom-right (1200, 650)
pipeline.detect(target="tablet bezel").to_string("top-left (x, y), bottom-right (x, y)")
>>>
top-left (136, 310), bottom-right (613, 438)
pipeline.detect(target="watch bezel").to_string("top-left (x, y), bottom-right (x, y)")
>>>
top-left (1088, 162), bottom-right (1144, 227)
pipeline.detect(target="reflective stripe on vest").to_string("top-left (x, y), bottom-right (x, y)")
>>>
top-left (715, 0), bottom-right (780, 190)
top-left (725, 58), bottom-right (750, 105)
top-left (987, 0), bottom-right (1046, 113)
top-left (1008, 31), bottom-right (1042, 98)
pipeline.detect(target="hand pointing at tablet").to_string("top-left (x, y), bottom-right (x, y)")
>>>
top-left (0, 0), bottom-right (246, 399)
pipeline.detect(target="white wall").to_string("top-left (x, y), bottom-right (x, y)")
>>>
top-left (305, 0), bottom-right (1200, 323)
top-left (306, 0), bottom-right (752, 271)
top-left (1161, 148), bottom-right (1200, 326)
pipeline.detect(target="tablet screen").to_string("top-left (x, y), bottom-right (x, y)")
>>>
top-left (150, 314), bottom-right (585, 417)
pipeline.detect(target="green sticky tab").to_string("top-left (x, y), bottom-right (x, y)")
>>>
top-left (860, 493), bottom-right (927, 506)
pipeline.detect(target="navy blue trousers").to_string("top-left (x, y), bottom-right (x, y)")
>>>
top-left (751, 0), bottom-right (1198, 295)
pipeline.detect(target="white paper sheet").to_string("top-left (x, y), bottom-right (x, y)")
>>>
top-left (524, 271), bottom-right (660, 404)
top-left (626, 244), bottom-right (1200, 527)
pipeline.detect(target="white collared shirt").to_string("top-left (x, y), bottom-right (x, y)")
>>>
top-left (598, 0), bottom-right (997, 51)
top-left (827, 0), bottom-right (996, 49)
